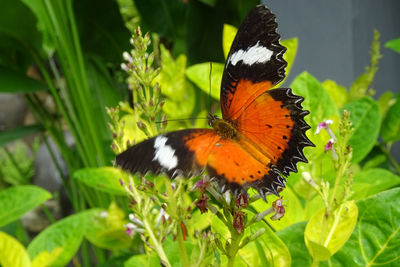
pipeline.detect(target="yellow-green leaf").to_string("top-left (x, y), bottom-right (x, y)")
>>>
top-left (322, 80), bottom-right (349, 109)
top-left (274, 38), bottom-right (298, 88)
top-left (73, 167), bottom-right (130, 195)
top-left (84, 203), bottom-right (131, 250)
top-left (222, 24), bottom-right (237, 59)
top-left (305, 201), bottom-right (358, 261)
top-left (0, 231), bottom-right (30, 267)
top-left (31, 247), bottom-right (63, 267)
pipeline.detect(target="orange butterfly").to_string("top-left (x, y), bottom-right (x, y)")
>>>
top-left (116, 4), bottom-right (314, 198)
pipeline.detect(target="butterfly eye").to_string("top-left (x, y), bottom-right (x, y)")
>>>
top-left (207, 114), bottom-right (219, 127)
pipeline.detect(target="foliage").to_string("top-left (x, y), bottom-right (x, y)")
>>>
top-left (0, 1), bottom-right (399, 267)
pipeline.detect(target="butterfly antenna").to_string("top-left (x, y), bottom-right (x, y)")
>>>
top-left (155, 117), bottom-right (208, 124)
top-left (208, 62), bottom-right (212, 114)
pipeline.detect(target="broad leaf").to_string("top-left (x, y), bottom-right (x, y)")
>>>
top-left (0, 124), bottom-right (43, 147)
top-left (328, 188), bottom-right (400, 266)
top-left (124, 253), bottom-right (160, 267)
top-left (291, 72), bottom-right (338, 130)
top-left (74, 0), bottom-right (130, 63)
top-left (31, 247), bottom-right (63, 267)
top-left (84, 203), bottom-right (131, 250)
top-left (277, 222), bottom-right (312, 266)
top-left (0, 231), bottom-right (30, 267)
top-left (222, 24), bottom-right (237, 59)
top-left (352, 168), bottom-right (400, 200)
top-left (385, 38), bottom-right (400, 54)
top-left (28, 210), bottom-right (97, 267)
top-left (252, 187), bottom-right (305, 231)
top-left (0, 0), bottom-right (43, 69)
top-left (305, 201), bottom-right (358, 262)
top-left (378, 91), bottom-right (394, 119)
top-left (322, 80), bottom-right (348, 109)
top-left (275, 38), bottom-right (298, 88)
top-left (342, 97), bottom-right (381, 163)
top-left (73, 167), bottom-right (129, 195)
top-left (156, 45), bottom-right (195, 121)
top-left (243, 225), bottom-right (291, 266)
top-left (0, 185), bottom-right (51, 227)
top-left (381, 93), bottom-right (400, 143)
top-left (186, 62), bottom-right (224, 100)
top-left (0, 67), bottom-right (48, 93)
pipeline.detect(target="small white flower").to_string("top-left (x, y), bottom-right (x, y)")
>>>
top-left (120, 63), bottom-right (129, 72)
top-left (315, 119), bottom-right (333, 134)
top-left (123, 51), bottom-right (133, 62)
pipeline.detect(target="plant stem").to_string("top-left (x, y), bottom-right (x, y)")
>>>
top-left (143, 217), bottom-right (171, 267)
top-left (177, 220), bottom-right (190, 267)
top-left (226, 229), bottom-right (243, 267)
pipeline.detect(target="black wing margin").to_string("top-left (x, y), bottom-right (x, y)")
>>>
top-left (221, 5), bottom-right (287, 109)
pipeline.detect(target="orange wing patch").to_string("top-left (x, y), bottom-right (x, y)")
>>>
top-left (237, 87), bottom-right (313, 176)
top-left (222, 79), bottom-right (272, 120)
top-left (183, 129), bottom-right (220, 167)
top-left (206, 139), bottom-right (271, 185)
top-left (237, 91), bottom-right (294, 166)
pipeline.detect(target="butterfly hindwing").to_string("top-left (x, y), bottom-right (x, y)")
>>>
top-left (116, 129), bottom-right (219, 178)
top-left (221, 5), bottom-right (287, 119)
top-left (237, 88), bottom-right (314, 177)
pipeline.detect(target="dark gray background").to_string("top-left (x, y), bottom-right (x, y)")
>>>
top-left (266, 0), bottom-right (400, 97)
top-left (266, 0), bottom-right (400, 161)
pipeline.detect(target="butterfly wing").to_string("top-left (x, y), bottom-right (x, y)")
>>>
top-left (237, 88), bottom-right (314, 175)
top-left (205, 138), bottom-right (286, 197)
top-left (116, 129), bottom-right (220, 178)
top-left (221, 5), bottom-right (287, 119)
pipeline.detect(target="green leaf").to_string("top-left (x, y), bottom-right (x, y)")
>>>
top-left (0, 231), bottom-right (30, 267)
top-left (0, 124), bottom-right (43, 147)
top-left (322, 80), bottom-right (349, 109)
top-left (328, 188), bottom-right (400, 266)
top-left (378, 91), bottom-right (394, 119)
top-left (28, 210), bottom-right (97, 266)
top-left (342, 97), bottom-right (381, 163)
top-left (124, 253), bottom-right (160, 267)
top-left (305, 201), bottom-right (358, 261)
top-left (222, 24), bottom-right (237, 59)
top-left (385, 38), bottom-right (400, 54)
top-left (381, 94), bottom-right (400, 143)
top-left (31, 247), bottom-right (63, 267)
top-left (156, 45), bottom-right (195, 121)
top-left (0, 0), bottom-right (43, 69)
top-left (186, 62), bottom-right (224, 100)
top-left (0, 67), bottom-right (48, 93)
top-left (73, 167), bottom-right (130, 195)
top-left (352, 168), bottom-right (400, 200)
top-left (275, 38), bottom-right (298, 87)
top-left (240, 225), bottom-right (291, 266)
top-left (0, 185), bottom-right (51, 227)
top-left (74, 0), bottom-right (130, 63)
top-left (277, 222), bottom-right (312, 266)
top-left (84, 203), bottom-right (131, 250)
top-left (290, 72), bottom-right (339, 157)
top-left (252, 187), bottom-right (305, 231)
top-left (291, 72), bottom-right (339, 130)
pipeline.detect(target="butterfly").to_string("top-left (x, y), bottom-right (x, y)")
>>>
top-left (116, 4), bottom-right (314, 198)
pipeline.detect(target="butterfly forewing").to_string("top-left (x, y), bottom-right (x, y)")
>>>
top-left (221, 5), bottom-right (287, 119)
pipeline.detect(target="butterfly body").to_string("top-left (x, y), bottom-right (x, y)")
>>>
top-left (116, 5), bottom-right (314, 198)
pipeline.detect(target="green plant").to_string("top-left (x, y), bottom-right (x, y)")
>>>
top-left (0, 1), bottom-right (399, 266)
